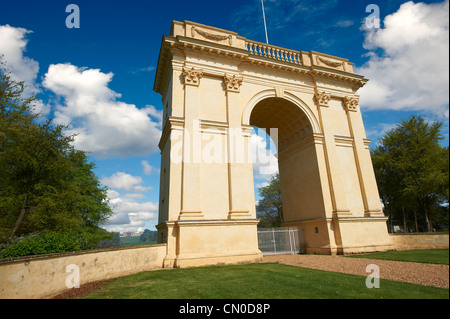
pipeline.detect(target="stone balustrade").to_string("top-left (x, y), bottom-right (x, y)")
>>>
top-left (245, 40), bottom-right (302, 65)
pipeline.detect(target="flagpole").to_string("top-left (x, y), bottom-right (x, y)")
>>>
top-left (261, 0), bottom-right (269, 44)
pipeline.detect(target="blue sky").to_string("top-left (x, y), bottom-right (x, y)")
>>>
top-left (1, 0), bottom-right (448, 233)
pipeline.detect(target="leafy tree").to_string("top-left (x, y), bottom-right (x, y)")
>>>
top-left (371, 115), bottom-right (449, 232)
top-left (0, 57), bottom-right (113, 242)
top-left (140, 229), bottom-right (157, 242)
top-left (256, 173), bottom-right (283, 227)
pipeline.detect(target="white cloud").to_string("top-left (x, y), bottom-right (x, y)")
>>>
top-left (103, 174), bottom-right (158, 233)
top-left (110, 198), bottom-right (158, 214)
top-left (129, 66), bottom-right (155, 74)
top-left (255, 181), bottom-right (270, 188)
top-left (357, 0), bottom-right (449, 118)
top-left (105, 196), bottom-right (158, 233)
top-left (0, 24), bottom-right (51, 116)
top-left (335, 20), bottom-right (354, 28)
top-left (251, 132), bottom-right (279, 180)
top-left (106, 189), bottom-right (120, 200)
top-left (0, 25), bottom-right (39, 90)
top-left (141, 160), bottom-right (154, 175)
top-left (124, 193), bottom-right (146, 199)
top-left (42, 63), bottom-right (162, 158)
top-left (101, 172), bottom-right (152, 193)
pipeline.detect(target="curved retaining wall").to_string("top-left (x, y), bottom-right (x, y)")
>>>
top-left (0, 244), bottom-right (166, 299)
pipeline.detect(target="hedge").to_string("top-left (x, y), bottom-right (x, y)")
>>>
top-left (0, 231), bottom-right (121, 259)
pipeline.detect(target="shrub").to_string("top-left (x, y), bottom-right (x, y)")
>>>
top-left (0, 231), bottom-right (121, 259)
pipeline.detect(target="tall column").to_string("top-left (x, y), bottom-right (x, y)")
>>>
top-left (224, 74), bottom-right (254, 219)
top-left (314, 91), bottom-right (351, 217)
top-left (343, 96), bottom-right (384, 217)
top-left (180, 67), bottom-right (204, 219)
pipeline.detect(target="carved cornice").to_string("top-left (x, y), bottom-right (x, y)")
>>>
top-left (154, 35), bottom-right (368, 96)
top-left (224, 74), bottom-right (243, 92)
top-left (343, 96), bottom-right (359, 112)
top-left (182, 67), bottom-right (203, 86)
top-left (314, 91), bottom-right (331, 107)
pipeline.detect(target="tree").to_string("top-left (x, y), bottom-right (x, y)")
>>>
top-left (256, 173), bottom-right (283, 227)
top-left (140, 229), bottom-right (157, 243)
top-left (0, 58), bottom-right (113, 241)
top-left (371, 115), bottom-right (449, 232)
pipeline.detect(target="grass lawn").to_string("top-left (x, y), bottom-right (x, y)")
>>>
top-left (346, 249), bottom-right (449, 265)
top-left (78, 263), bottom-right (448, 299)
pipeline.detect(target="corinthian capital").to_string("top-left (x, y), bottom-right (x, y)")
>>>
top-left (343, 96), bottom-right (359, 112)
top-left (224, 74), bottom-right (243, 93)
top-left (182, 67), bottom-right (203, 86)
top-left (314, 91), bottom-right (331, 107)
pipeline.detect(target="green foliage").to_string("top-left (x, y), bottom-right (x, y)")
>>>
top-left (0, 230), bottom-right (120, 259)
top-left (256, 173), bottom-right (283, 227)
top-left (0, 56), bottom-right (114, 251)
top-left (139, 229), bottom-right (157, 243)
top-left (371, 115), bottom-right (449, 232)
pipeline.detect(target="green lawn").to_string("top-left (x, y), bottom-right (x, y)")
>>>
top-left (346, 249), bottom-right (449, 265)
top-left (79, 263), bottom-right (448, 299)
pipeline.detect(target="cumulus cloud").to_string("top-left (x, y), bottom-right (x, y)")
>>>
top-left (101, 172), bottom-right (152, 193)
top-left (0, 25), bottom-right (39, 88)
top-left (357, 0), bottom-right (449, 118)
top-left (0, 25), bottom-right (51, 115)
top-left (251, 131), bottom-right (279, 180)
top-left (106, 195), bottom-right (158, 233)
top-left (103, 172), bottom-right (158, 233)
top-left (141, 160), bottom-right (154, 175)
top-left (42, 63), bottom-right (162, 158)
top-left (106, 198), bottom-right (158, 233)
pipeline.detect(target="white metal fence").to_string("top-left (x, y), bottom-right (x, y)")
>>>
top-left (257, 227), bottom-right (306, 255)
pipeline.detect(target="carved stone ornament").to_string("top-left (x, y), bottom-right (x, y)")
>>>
top-left (182, 67), bottom-right (203, 86)
top-left (343, 96), bottom-right (359, 112)
top-left (191, 26), bottom-right (233, 45)
top-left (314, 91), bottom-right (331, 107)
top-left (224, 74), bottom-right (243, 92)
top-left (316, 56), bottom-right (344, 68)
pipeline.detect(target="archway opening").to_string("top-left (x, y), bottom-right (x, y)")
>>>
top-left (249, 97), bottom-right (319, 229)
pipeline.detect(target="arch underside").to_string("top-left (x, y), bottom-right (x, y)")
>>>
top-left (249, 97), bottom-right (325, 226)
top-left (249, 97), bottom-right (313, 153)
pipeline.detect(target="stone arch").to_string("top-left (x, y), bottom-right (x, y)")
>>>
top-left (242, 89), bottom-right (321, 135)
top-left (247, 95), bottom-right (327, 232)
top-left (153, 20), bottom-right (394, 268)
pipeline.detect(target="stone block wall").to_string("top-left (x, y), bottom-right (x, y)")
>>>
top-left (0, 244), bottom-right (166, 299)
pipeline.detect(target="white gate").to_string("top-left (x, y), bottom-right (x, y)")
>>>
top-left (257, 227), bottom-right (306, 255)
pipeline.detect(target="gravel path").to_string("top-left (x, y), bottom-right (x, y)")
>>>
top-left (262, 254), bottom-right (449, 289)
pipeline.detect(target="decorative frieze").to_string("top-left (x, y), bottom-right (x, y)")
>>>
top-left (224, 74), bottom-right (243, 92)
top-left (343, 96), bottom-right (359, 112)
top-left (316, 56), bottom-right (344, 68)
top-left (192, 26), bottom-right (233, 46)
top-left (182, 67), bottom-right (203, 86)
top-left (314, 91), bottom-right (331, 107)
